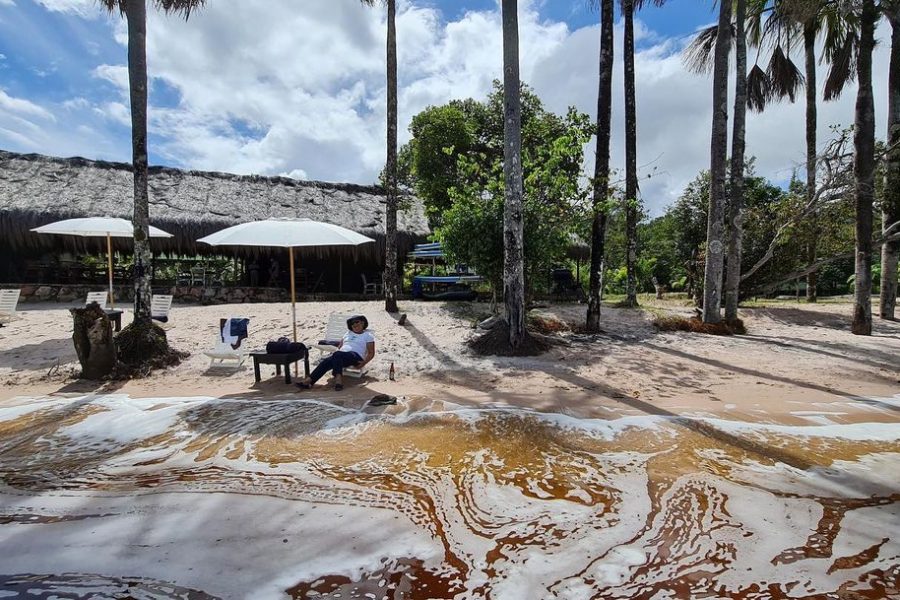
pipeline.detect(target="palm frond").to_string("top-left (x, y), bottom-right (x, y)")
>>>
top-left (766, 45), bottom-right (804, 102)
top-left (823, 32), bottom-right (858, 101)
top-left (154, 0), bottom-right (205, 19)
top-left (634, 0), bottom-right (667, 9)
top-left (746, 64), bottom-right (771, 112)
top-left (682, 25), bottom-right (718, 74)
top-left (99, 0), bottom-right (205, 18)
top-left (745, 6), bottom-right (765, 48)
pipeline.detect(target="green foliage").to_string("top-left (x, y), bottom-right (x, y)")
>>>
top-left (405, 82), bottom-right (592, 296)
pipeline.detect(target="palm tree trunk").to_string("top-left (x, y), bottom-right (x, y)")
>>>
top-left (125, 0), bottom-right (152, 326)
top-left (623, 0), bottom-right (639, 307)
top-left (804, 23), bottom-right (819, 303)
top-left (725, 0), bottom-right (747, 321)
top-left (852, 0), bottom-right (877, 335)
top-left (702, 0), bottom-right (732, 324)
top-left (881, 14), bottom-right (900, 320)
top-left (501, 0), bottom-right (525, 349)
top-left (383, 0), bottom-right (399, 313)
top-left (586, 0), bottom-right (614, 332)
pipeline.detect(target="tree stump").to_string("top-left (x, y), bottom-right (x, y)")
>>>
top-left (70, 304), bottom-right (116, 379)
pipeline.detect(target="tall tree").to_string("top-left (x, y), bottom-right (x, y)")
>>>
top-left (361, 0), bottom-right (400, 313)
top-left (725, 0), bottom-right (748, 321)
top-left (100, 0), bottom-right (203, 332)
top-left (622, 0), bottom-right (639, 307)
top-left (501, 0), bottom-right (526, 349)
top-left (852, 0), bottom-right (877, 335)
top-left (881, 5), bottom-right (900, 319)
top-left (803, 19), bottom-right (820, 302)
top-left (586, 0), bottom-right (614, 331)
top-left (702, 0), bottom-right (733, 323)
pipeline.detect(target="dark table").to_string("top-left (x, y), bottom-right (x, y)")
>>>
top-left (104, 309), bottom-right (123, 332)
top-left (250, 349), bottom-right (310, 384)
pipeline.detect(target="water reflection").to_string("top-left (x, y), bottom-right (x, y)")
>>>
top-left (0, 395), bottom-right (897, 599)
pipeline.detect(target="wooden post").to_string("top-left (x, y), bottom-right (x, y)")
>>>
top-left (107, 233), bottom-right (115, 309)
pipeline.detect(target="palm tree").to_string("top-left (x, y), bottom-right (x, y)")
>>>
top-left (724, 0), bottom-right (748, 321)
top-left (702, 0), bottom-right (733, 324)
top-left (501, 0), bottom-right (526, 349)
top-left (881, 6), bottom-right (900, 320)
top-left (586, 0), bottom-right (614, 332)
top-left (621, 0), bottom-right (666, 308)
top-left (852, 0), bottom-right (878, 335)
top-left (622, 0), bottom-right (639, 307)
top-left (361, 0), bottom-right (400, 313)
top-left (100, 0), bottom-right (204, 331)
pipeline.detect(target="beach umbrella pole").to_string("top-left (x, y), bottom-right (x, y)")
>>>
top-left (107, 233), bottom-right (115, 309)
top-left (289, 248), bottom-right (299, 378)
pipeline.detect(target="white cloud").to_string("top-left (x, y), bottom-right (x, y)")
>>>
top-left (7, 0), bottom-right (892, 218)
top-left (34, 0), bottom-right (98, 18)
top-left (0, 0), bottom-right (15, 6)
top-left (94, 101), bottom-right (129, 126)
top-left (92, 64), bottom-right (129, 93)
top-left (0, 89), bottom-right (55, 121)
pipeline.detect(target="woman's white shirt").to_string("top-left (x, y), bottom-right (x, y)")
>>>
top-left (342, 329), bottom-right (374, 358)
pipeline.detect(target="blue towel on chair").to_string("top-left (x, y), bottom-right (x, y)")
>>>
top-left (230, 318), bottom-right (249, 338)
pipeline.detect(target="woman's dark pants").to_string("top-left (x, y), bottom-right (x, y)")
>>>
top-left (309, 351), bottom-right (362, 384)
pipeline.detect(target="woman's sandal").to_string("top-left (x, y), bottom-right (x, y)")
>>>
top-left (334, 383), bottom-right (344, 391)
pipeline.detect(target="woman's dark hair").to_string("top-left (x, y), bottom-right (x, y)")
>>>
top-left (347, 314), bottom-right (368, 330)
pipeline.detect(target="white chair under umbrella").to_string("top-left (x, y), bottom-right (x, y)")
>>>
top-left (31, 217), bottom-right (173, 309)
top-left (197, 218), bottom-right (375, 343)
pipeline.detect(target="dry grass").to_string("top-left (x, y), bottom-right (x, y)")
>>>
top-left (653, 315), bottom-right (746, 336)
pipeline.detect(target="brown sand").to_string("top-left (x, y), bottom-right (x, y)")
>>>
top-left (1, 298), bottom-right (898, 424)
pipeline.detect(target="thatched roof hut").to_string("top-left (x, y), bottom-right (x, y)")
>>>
top-left (0, 150), bottom-right (430, 261)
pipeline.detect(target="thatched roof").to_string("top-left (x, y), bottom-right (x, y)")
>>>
top-left (0, 150), bottom-right (430, 261)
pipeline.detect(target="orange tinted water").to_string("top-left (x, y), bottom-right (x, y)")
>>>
top-left (0, 397), bottom-right (897, 599)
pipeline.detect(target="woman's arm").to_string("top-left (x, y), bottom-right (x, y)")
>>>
top-left (358, 341), bottom-right (376, 366)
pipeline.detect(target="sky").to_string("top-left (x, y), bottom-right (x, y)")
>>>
top-left (0, 0), bottom-right (891, 217)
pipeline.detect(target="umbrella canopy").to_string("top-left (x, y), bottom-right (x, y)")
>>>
top-left (196, 218), bottom-right (373, 248)
top-left (198, 219), bottom-right (375, 346)
top-left (31, 217), bottom-right (173, 238)
top-left (32, 217), bottom-right (174, 309)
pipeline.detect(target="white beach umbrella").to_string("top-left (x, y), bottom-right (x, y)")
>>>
top-left (31, 217), bottom-right (173, 309)
top-left (197, 218), bottom-right (375, 343)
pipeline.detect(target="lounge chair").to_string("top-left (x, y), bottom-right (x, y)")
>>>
top-left (151, 294), bottom-right (174, 329)
top-left (0, 289), bottom-right (22, 326)
top-left (204, 317), bottom-right (250, 369)
top-left (313, 314), bottom-right (368, 378)
top-left (85, 291), bottom-right (109, 309)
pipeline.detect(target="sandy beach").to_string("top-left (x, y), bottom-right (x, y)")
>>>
top-left (1, 298), bottom-right (898, 423)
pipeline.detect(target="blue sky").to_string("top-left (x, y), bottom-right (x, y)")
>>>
top-left (0, 0), bottom-right (890, 216)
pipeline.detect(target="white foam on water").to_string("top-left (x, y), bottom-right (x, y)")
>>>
top-left (1, 393), bottom-right (898, 599)
top-left (58, 395), bottom-right (207, 444)
top-left (0, 489), bottom-right (437, 600)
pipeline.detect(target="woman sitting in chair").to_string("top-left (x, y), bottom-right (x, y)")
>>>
top-left (297, 315), bottom-right (375, 391)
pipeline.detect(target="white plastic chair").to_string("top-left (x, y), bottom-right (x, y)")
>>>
top-left (313, 314), bottom-right (368, 378)
top-left (151, 294), bottom-right (174, 329)
top-left (0, 289), bottom-right (22, 326)
top-left (85, 291), bottom-right (109, 309)
top-left (204, 318), bottom-right (249, 369)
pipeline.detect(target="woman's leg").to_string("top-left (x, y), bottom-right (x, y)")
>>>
top-left (329, 351), bottom-right (361, 377)
top-left (306, 354), bottom-right (338, 385)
